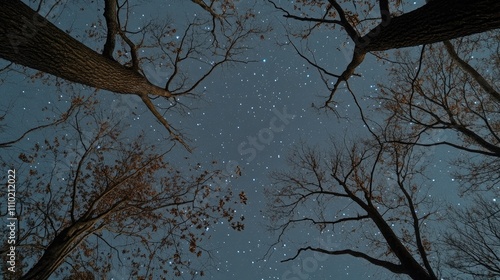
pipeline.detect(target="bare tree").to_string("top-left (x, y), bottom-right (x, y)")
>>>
top-left (266, 134), bottom-right (440, 280)
top-left (0, 0), bottom-right (265, 151)
top-left (377, 32), bottom-right (500, 194)
top-left (0, 97), bottom-right (247, 279)
top-left (371, 29), bottom-right (500, 279)
top-left (268, 0), bottom-right (500, 107)
top-left (264, 2), bottom-right (500, 278)
top-left (266, 30), bottom-right (500, 279)
top-left (442, 195), bottom-right (500, 279)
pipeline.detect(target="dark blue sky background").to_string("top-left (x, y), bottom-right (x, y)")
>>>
top-left (1, 0), bottom-right (474, 279)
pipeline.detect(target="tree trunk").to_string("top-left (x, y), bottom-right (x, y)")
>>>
top-left (351, 194), bottom-right (436, 280)
top-left (0, 0), bottom-right (169, 97)
top-left (367, 206), bottom-right (436, 280)
top-left (20, 221), bottom-right (94, 280)
top-left (360, 0), bottom-right (500, 52)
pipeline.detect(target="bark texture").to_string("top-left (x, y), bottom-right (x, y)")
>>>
top-left (361, 0), bottom-right (500, 51)
top-left (321, 0), bottom-right (500, 105)
top-left (0, 0), bottom-right (170, 97)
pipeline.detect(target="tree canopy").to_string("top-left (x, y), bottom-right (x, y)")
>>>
top-left (1, 96), bottom-right (247, 279)
top-left (1, 0), bottom-right (499, 279)
top-left (265, 26), bottom-right (500, 280)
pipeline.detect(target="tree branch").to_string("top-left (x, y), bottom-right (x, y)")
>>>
top-left (102, 0), bottom-right (118, 60)
top-left (327, 0), bottom-right (359, 41)
top-left (379, 0), bottom-right (390, 23)
top-left (323, 48), bottom-right (366, 108)
top-left (288, 39), bottom-right (340, 79)
top-left (283, 246), bottom-right (406, 274)
top-left (0, 98), bottom-right (82, 148)
top-left (191, 0), bottom-right (221, 20)
top-left (395, 171), bottom-right (436, 279)
top-left (443, 40), bottom-right (500, 103)
top-left (139, 94), bottom-right (191, 152)
top-left (386, 140), bottom-right (500, 157)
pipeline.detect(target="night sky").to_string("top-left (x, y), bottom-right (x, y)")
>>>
top-left (1, 0), bottom-right (475, 279)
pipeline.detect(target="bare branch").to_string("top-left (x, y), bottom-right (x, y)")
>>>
top-left (443, 195), bottom-right (500, 277)
top-left (288, 39), bottom-right (340, 79)
top-left (379, 0), bottom-right (390, 23)
top-left (102, 0), bottom-right (118, 60)
top-left (192, 0), bottom-right (221, 20)
top-left (327, 0), bottom-right (359, 41)
top-left (395, 168), bottom-right (436, 279)
top-left (443, 40), bottom-right (500, 103)
top-left (323, 48), bottom-right (366, 108)
top-left (139, 94), bottom-right (192, 152)
top-left (282, 246), bottom-right (405, 275)
top-left (0, 97), bottom-right (83, 148)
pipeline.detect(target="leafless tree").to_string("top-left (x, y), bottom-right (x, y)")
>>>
top-left (266, 29), bottom-right (500, 280)
top-left (266, 134), bottom-right (440, 280)
top-left (378, 32), bottom-right (500, 194)
top-left (442, 195), bottom-right (500, 279)
top-left (264, 2), bottom-right (500, 279)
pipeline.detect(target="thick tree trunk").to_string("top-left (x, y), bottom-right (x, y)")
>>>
top-left (20, 221), bottom-right (94, 280)
top-left (360, 0), bottom-right (500, 51)
top-left (323, 0), bottom-right (500, 103)
top-left (0, 0), bottom-right (169, 97)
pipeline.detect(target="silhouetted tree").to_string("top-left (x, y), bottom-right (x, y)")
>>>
top-left (374, 33), bottom-right (499, 279)
top-left (378, 32), bottom-right (500, 194)
top-left (266, 135), bottom-right (439, 280)
top-left (442, 195), bottom-right (500, 279)
top-left (266, 29), bottom-right (500, 280)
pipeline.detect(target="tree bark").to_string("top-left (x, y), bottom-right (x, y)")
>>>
top-left (360, 0), bottom-right (500, 52)
top-left (20, 221), bottom-right (95, 280)
top-left (0, 0), bottom-right (170, 98)
top-left (321, 0), bottom-right (500, 103)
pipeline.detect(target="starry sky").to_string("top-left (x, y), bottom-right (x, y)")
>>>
top-left (1, 0), bottom-right (473, 279)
